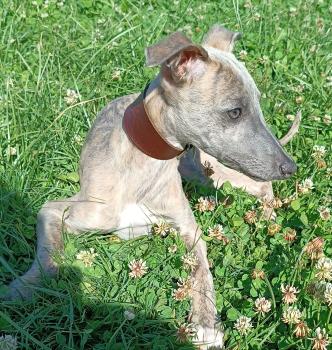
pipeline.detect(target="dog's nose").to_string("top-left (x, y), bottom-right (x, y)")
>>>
top-left (279, 160), bottom-right (297, 178)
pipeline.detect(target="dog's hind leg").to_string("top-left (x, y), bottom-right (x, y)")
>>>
top-left (6, 195), bottom-right (122, 300)
top-left (6, 195), bottom-right (79, 300)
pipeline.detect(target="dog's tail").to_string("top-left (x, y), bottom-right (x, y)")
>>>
top-left (279, 110), bottom-right (301, 146)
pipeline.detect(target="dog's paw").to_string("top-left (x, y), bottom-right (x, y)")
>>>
top-left (262, 208), bottom-right (276, 221)
top-left (194, 325), bottom-right (224, 349)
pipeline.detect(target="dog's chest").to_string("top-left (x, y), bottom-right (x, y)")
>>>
top-left (116, 204), bottom-right (159, 239)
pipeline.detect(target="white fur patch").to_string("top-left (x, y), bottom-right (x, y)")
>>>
top-left (194, 326), bottom-right (224, 349)
top-left (117, 204), bottom-right (158, 239)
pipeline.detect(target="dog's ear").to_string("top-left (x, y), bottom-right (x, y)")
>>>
top-left (203, 24), bottom-right (241, 52)
top-left (145, 31), bottom-right (209, 82)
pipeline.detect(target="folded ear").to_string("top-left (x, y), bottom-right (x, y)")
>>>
top-left (203, 24), bottom-right (241, 52)
top-left (145, 31), bottom-right (209, 82)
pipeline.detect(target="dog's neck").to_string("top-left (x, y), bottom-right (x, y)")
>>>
top-left (123, 77), bottom-right (187, 160)
top-left (145, 78), bottom-right (185, 150)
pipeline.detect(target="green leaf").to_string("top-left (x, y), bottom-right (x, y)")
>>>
top-left (275, 50), bottom-right (284, 59)
top-left (222, 181), bottom-right (233, 192)
top-left (110, 285), bottom-right (119, 297)
top-left (290, 199), bottom-right (301, 211)
top-left (202, 234), bottom-right (214, 242)
top-left (250, 287), bottom-right (258, 297)
top-left (56, 172), bottom-right (79, 183)
top-left (300, 212), bottom-right (308, 226)
top-left (242, 274), bottom-right (249, 281)
top-left (226, 308), bottom-right (239, 321)
top-left (232, 215), bottom-right (244, 227)
top-left (146, 290), bottom-right (156, 309)
top-left (160, 306), bottom-right (173, 318)
top-left (215, 265), bottom-right (224, 277)
top-left (255, 261), bottom-right (264, 269)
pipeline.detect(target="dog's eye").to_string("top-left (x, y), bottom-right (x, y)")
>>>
top-left (227, 108), bottom-right (241, 119)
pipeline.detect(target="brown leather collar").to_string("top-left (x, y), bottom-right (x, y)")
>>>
top-left (122, 84), bottom-right (185, 160)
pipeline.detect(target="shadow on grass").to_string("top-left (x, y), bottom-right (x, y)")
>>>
top-left (0, 265), bottom-right (196, 350)
top-left (0, 183), bottom-right (195, 349)
top-left (0, 182), bottom-right (38, 290)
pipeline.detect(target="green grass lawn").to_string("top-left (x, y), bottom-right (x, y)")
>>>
top-left (0, 0), bottom-right (331, 349)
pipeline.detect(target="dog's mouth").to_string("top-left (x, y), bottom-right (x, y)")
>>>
top-left (202, 147), bottom-right (282, 182)
top-left (220, 155), bottom-right (273, 182)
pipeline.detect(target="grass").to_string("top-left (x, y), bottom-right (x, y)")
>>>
top-left (0, 0), bottom-right (331, 349)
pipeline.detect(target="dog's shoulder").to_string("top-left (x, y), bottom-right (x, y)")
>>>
top-left (83, 93), bottom-right (139, 143)
top-left (98, 93), bottom-right (139, 123)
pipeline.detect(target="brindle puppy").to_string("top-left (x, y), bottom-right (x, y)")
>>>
top-left (6, 25), bottom-right (296, 349)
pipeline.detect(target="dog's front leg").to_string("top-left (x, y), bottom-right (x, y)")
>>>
top-left (174, 214), bottom-right (223, 349)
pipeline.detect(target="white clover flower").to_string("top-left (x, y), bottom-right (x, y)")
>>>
top-left (124, 309), bottom-right (135, 320)
top-left (181, 252), bottom-right (198, 271)
top-left (244, 1), bottom-right (253, 9)
top-left (312, 145), bottom-right (326, 159)
top-left (208, 224), bottom-right (229, 243)
top-left (239, 50), bottom-right (248, 60)
top-left (111, 70), bottom-right (121, 80)
top-left (208, 224), bottom-right (224, 237)
top-left (153, 221), bottom-right (172, 237)
top-left (168, 244), bottom-right (178, 254)
top-left (76, 248), bottom-right (98, 267)
top-left (318, 207), bottom-right (330, 221)
top-left (195, 196), bottom-right (216, 212)
top-left (254, 297), bottom-right (271, 314)
top-left (296, 96), bottom-right (304, 104)
top-left (298, 178), bottom-right (314, 194)
top-left (64, 89), bottom-right (80, 105)
top-left (244, 210), bottom-right (257, 224)
top-left (304, 237), bottom-right (324, 260)
top-left (307, 280), bottom-right (328, 302)
top-left (234, 316), bottom-right (253, 335)
top-left (324, 283), bottom-right (332, 306)
top-left (323, 114), bottom-right (331, 125)
top-left (253, 12), bottom-right (261, 21)
top-left (282, 306), bottom-right (302, 324)
top-left (312, 327), bottom-right (329, 350)
top-left (73, 134), bottom-right (83, 145)
top-left (128, 259), bottom-right (148, 278)
top-left (172, 277), bottom-right (197, 301)
top-left (294, 321), bottom-right (310, 338)
top-left (176, 323), bottom-right (197, 343)
top-left (315, 257), bottom-right (332, 281)
top-left (281, 284), bottom-right (300, 304)
top-left (259, 55), bottom-right (269, 64)
top-left (309, 115), bottom-right (321, 122)
top-left (7, 146), bottom-right (17, 156)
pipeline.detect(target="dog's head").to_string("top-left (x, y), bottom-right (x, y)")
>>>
top-left (145, 25), bottom-right (296, 181)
